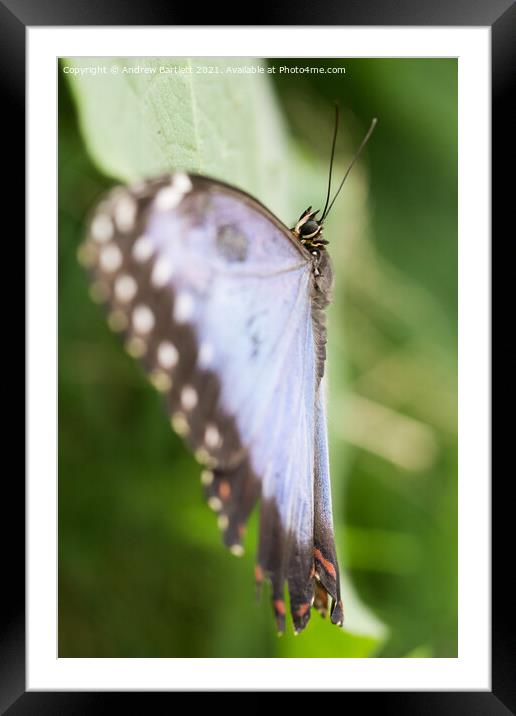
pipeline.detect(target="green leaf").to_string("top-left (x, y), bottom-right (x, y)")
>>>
top-left (63, 57), bottom-right (291, 218)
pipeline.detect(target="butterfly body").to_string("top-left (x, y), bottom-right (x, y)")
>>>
top-left (79, 171), bottom-right (343, 633)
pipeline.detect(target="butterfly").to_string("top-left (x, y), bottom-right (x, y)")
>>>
top-left (77, 110), bottom-right (377, 634)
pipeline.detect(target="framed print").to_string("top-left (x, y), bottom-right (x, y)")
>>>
top-left (3, 0), bottom-right (507, 709)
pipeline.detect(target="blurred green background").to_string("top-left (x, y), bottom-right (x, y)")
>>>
top-left (58, 58), bottom-right (457, 658)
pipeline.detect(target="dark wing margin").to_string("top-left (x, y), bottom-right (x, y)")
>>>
top-left (313, 378), bottom-right (344, 626)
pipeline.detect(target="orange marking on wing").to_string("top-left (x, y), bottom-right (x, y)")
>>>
top-left (309, 563), bottom-right (316, 579)
top-left (314, 581), bottom-right (329, 616)
top-left (254, 564), bottom-right (264, 583)
top-left (313, 548), bottom-right (337, 580)
top-left (296, 602), bottom-right (311, 618)
top-left (273, 599), bottom-right (286, 616)
top-left (218, 480), bottom-right (231, 501)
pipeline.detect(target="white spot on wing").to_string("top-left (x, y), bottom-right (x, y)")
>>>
top-left (132, 305), bottom-right (154, 334)
top-left (200, 469), bottom-right (214, 486)
top-left (155, 186), bottom-right (182, 211)
top-left (181, 385), bottom-right (198, 411)
top-left (157, 341), bottom-right (178, 370)
top-left (198, 341), bottom-right (214, 368)
top-left (91, 214), bottom-right (113, 243)
top-left (173, 172), bottom-right (193, 193)
top-left (208, 496), bottom-right (222, 512)
top-left (218, 515), bottom-right (229, 530)
top-left (151, 256), bottom-right (172, 288)
top-left (107, 310), bottom-right (127, 332)
top-left (132, 235), bottom-right (153, 263)
top-left (171, 412), bottom-right (189, 436)
top-left (99, 244), bottom-right (122, 273)
top-left (205, 424), bottom-right (221, 449)
top-left (77, 242), bottom-right (97, 268)
top-left (196, 449), bottom-right (217, 468)
top-left (114, 194), bottom-right (137, 232)
top-left (174, 292), bottom-right (194, 323)
top-left (114, 274), bottom-right (137, 303)
top-left (154, 173), bottom-right (192, 211)
top-left (125, 336), bottom-right (147, 358)
top-left (150, 370), bottom-right (172, 393)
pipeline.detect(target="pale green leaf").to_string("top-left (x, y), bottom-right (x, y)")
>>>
top-left (63, 57), bottom-right (291, 218)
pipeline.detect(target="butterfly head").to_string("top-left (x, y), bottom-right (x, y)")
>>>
top-left (292, 207), bottom-right (329, 252)
top-left (292, 110), bottom-right (378, 258)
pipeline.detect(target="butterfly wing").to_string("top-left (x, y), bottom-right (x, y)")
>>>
top-left (79, 172), bottom-right (342, 632)
top-left (313, 376), bottom-right (344, 626)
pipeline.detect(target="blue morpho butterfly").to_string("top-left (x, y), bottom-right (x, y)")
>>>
top-left (78, 108), bottom-right (377, 634)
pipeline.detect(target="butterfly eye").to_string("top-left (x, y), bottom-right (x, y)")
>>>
top-left (300, 220), bottom-right (320, 237)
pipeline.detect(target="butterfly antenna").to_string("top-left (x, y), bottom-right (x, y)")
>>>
top-left (321, 117), bottom-right (378, 222)
top-left (320, 103), bottom-right (340, 221)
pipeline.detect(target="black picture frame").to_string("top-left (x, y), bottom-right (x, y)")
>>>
top-left (5, 0), bottom-right (505, 710)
